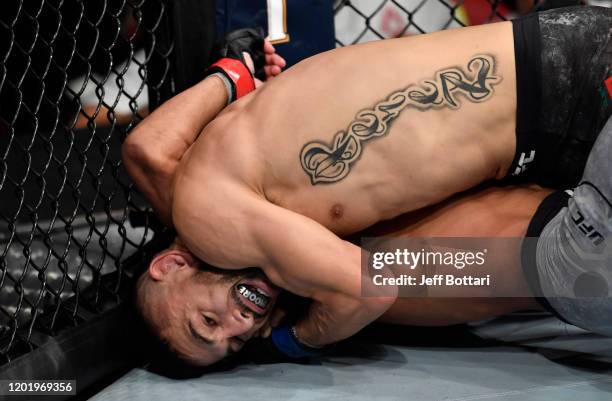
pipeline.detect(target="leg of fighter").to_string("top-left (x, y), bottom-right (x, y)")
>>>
top-left (534, 115), bottom-right (612, 335)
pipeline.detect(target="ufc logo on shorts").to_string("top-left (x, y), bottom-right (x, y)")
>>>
top-left (512, 150), bottom-right (535, 176)
top-left (572, 210), bottom-right (605, 246)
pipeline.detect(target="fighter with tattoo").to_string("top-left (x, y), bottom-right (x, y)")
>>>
top-left (123, 7), bottom-right (612, 366)
top-left (301, 55), bottom-right (501, 184)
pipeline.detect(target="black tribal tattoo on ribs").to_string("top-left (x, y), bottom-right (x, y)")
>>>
top-left (300, 54), bottom-right (501, 185)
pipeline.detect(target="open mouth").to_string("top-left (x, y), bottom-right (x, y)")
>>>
top-left (235, 283), bottom-right (271, 314)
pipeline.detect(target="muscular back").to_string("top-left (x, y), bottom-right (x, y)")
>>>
top-left (174, 21), bottom-right (518, 268)
top-left (179, 21), bottom-right (518, 239)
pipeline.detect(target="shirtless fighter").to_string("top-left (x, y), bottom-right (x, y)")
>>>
top-left (134, 114), bottom-right (612, 366)
top-left (124, 7), bottom-right (612, 366)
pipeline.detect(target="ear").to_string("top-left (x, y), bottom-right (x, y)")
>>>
top-left (148, 249), bottom-right (197, 281)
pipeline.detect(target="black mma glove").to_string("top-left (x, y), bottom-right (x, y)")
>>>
top-left (205, 27), bottom-right (267, 104)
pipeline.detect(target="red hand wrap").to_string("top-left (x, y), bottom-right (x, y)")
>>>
top-left (209, 58), bottom-right (256, 100)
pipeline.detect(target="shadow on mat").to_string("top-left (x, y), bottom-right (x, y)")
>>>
top-left (143, 322), bottom-right (501, 379)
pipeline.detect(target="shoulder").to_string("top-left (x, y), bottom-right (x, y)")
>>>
top-left (172, 157), bottom-right (270, 267)
top-left (189, 106), bottom-right (265, 182)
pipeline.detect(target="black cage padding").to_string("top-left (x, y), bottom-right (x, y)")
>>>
top-left (146, 0), bottom-right (216, 111)
top-left (0, 305), bottom-right (136, 401)
top-left (171, 0), bottom-right (216, 96)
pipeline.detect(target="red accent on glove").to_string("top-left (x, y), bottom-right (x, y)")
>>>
top-left (209, 58), bottom-right (256, 100)
top-left (605, 76), bottom-right (612, 100)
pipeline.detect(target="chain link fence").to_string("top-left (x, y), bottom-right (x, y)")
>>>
top-left (334, 0), bottom-right (540, 45)
top-left (0, 0), bottom-right (546, 370)
top-left (0, 0), bottom-right (174, 364)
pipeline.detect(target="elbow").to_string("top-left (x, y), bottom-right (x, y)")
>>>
top-left (121, 128), bottom-right (152, 174)
top-left (360, 280), bottom-right (398, 317)
top-left (122, 129), bottom-right (174, 180)
top-left (362, 261), bottom-right (398, 313)
top-left (338, 288), bottom-right (396, 322)
top-left (363, 293), bottom-right (397, 317)
top-left (121, 134), bottom-right (143, 175)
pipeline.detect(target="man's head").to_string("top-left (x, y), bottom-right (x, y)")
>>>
top-left (135, 242), bottom-right (280, 366)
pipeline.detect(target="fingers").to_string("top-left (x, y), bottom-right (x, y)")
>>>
top-left (242, 48), bottom-right (283, 80)
top-left (254, 78), bottom-right (263, 88)
top-left (263, 40), bottom-right (286, 79)
top-left (264, 40), bottom-right (275, 54)
top-left (239, 40), bottom-right (285, 83)
top-left (264, 65), bottom-right (282, 78)
top-left (265, 53), bottom-right (286, 69)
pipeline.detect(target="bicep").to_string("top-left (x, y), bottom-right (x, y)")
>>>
top-left (122, 136), bottom-right (180, 226)
top-left (172, 177), bottom-right (272, 268)
top-left (249, 201), bottom-right (363, 299)
top-left (174, 182), bottom-right (365, 300)
top-left (250, 201), bottom-right (397, 345)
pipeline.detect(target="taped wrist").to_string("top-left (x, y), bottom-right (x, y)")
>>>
top-left (205, 58), bottom-right (255, 103)
top-left (208, 72), bottom-right (233, 106)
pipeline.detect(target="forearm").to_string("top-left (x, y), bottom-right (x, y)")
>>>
top-left (122, 75), bottom-right (228, 225)
top-left (130, 75), bottom-right (228, 148)
top-left (294, 291), bottom-right (396, 347)
top-left (275, 238), bottom-right (396, 347)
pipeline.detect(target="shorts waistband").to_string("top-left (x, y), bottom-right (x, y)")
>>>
top-left (508, 13), bottom-right (542, 179)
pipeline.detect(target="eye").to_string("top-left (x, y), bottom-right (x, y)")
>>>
top-left (202, 315), bottom-right (217, 327)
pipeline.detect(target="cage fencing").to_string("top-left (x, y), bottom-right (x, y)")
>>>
top-left (0, 0), bottom-right (175, 365)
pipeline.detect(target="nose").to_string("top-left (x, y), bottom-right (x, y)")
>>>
top-left (225, 309), bottom-right (254, 336)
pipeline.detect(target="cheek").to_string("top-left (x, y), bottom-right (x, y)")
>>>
top-left (166, 282), bottom-right (198, 323)
top-left (186, 280), bottom-right (225, 312)
top-left (210, 282), bottom-right (233, 309)
top-left (183, 278), bottom-right (208, 303)
top-left (157, 298), bottom-right (184, 343)
top-left (165, 293), bottom-right (185, 323)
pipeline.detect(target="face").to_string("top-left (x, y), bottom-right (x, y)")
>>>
top-left (138, 248), bottom-right (281, 366)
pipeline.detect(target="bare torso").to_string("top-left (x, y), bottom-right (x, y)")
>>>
top-left (177, 21), bottom-right (517, 238)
